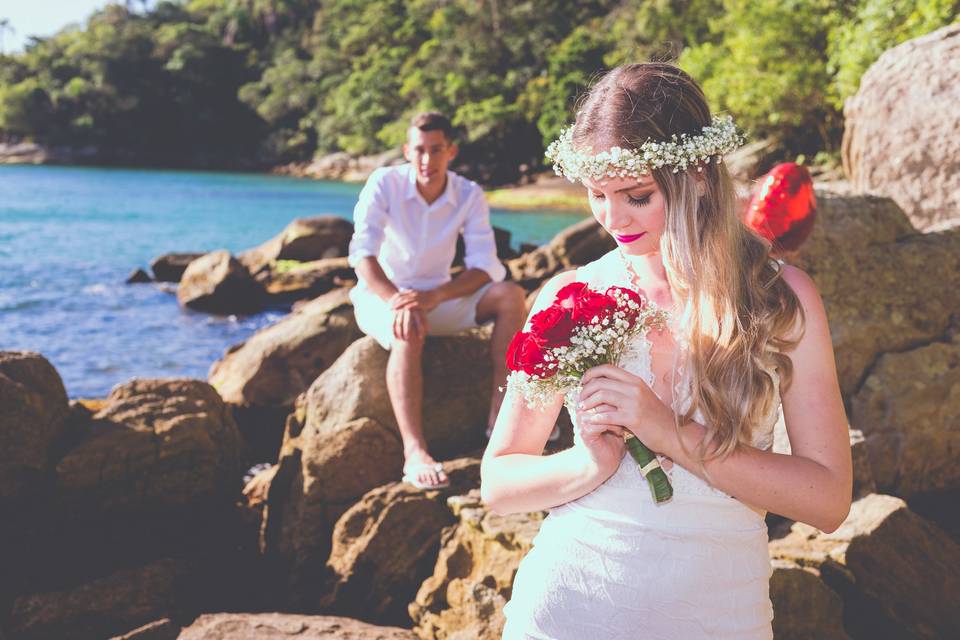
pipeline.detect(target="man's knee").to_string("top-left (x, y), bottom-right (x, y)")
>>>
top-left (489, 281), bottom-right (526, 312)
top-left (391, 332), bottom-right (426, 352)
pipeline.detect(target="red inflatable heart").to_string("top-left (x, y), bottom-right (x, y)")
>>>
top-left (744, 163), bottom-right (816, 253)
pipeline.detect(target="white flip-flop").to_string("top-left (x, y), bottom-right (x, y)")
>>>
top-left (401, 462), bottom-right (450, 490)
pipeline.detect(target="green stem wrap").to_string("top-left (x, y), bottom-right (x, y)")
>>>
top-left (624, 433), bottom-right (673, 503)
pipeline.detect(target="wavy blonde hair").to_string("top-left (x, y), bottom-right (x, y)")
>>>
top-left (572, 63), bottom-right (804, 467)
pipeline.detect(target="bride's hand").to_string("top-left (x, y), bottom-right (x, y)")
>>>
top-left (575, 402), bottom-right (626, 479)
top-left (578, 364), bottom-right (676, 454)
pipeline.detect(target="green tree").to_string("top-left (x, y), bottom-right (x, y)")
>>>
top-left (828, 0), bottom-right (960, 108)
top-left (680, 0), bottom-right (844, 155)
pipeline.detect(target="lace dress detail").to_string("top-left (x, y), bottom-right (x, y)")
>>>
top-left (502, 250), bottom-right (777, 640)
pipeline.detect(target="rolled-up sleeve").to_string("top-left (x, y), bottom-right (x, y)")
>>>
top-left (461, 187), bottom-right (507, 283)
top-left (348, 169), bottom-right (390, 268)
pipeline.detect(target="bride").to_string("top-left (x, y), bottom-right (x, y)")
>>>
top-left (481, 62), bottom-right (852, 639)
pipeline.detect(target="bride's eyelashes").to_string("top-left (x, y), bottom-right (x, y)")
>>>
top-left (627, 194), bottom-right (652, 208)
top-left (588, 191), bottom-right (653, 208)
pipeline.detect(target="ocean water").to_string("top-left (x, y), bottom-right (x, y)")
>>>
top-left (0, 165), bottom-right (585, 399)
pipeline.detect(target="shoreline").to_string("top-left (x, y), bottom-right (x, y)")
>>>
top-left (0, 145), bottom-right (592, 214)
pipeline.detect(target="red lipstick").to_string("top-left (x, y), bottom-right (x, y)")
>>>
top-left (614, 232), bottom-right (646, 243)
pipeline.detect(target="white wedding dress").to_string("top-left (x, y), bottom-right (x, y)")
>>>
top-left (502, 250), bottom-right (779, 639)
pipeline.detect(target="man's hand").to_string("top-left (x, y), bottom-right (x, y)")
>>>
top-left (390, 288), bottom-right (443, 313)
top-left (393, 307), bottom-right (427, 342)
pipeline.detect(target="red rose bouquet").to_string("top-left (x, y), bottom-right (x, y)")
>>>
top-left (506, 282), bottom-right (673, 503)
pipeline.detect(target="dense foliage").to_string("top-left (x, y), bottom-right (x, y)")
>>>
top-left (0, 0), bottom-right (956, 180)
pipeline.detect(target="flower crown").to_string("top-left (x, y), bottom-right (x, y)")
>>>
top-left (544, 114), bottom-right (745, 183)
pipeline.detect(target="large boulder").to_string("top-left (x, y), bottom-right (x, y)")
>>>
top-left (109, 619), bottom-right (179, 640)
top-left (506, 217), bottom-right (615, 288)
top-left (256, 257), bottom-right (356, 304)
top-left (9, 558), bottom-right (189, 640)
top-left (55, 379), bottom-right (244, 515)
top-left (263, 333), bottom-right (493, 604)
top-left (410, 491), bottom-right (545, 640)
top-left (842, 23), bottom-right (960, 230)
top-left (850, 338), bottom-right (960, 500)
top-left (792, 193), bottom-right (960, 397)
top-left (149, 253), bottom-right (204, 283)
top-left (239, 216), bottom-right (354, 277)
top-left (320, 458), bottom-right (481, 625)
top-left (208, 288), bottom-right (362, 459)
top-left (770, 560), bottom-right (848, 640)
top-left (177, 613), bottom-right (417, 640)
top-left (769, 493), bottom-right (960, 639)
top-left (176, 251), bottom-right (264, 315)
top-left (0, 351), bottom-right (69, 505)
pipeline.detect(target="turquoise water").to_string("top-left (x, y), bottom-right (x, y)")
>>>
top-left (0, 165), bottom-right (585, 398)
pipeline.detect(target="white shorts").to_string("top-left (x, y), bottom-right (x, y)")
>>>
top-left (349, 282), bottom-right (494, 350)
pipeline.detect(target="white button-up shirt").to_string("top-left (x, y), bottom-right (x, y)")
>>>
top-left (348, 163), bottom-right (507, 291)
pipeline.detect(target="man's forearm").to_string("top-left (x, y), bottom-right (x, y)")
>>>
top-left (434, 268), bottom-right (491, 302)
top-left (355, 256), bottom-right (399, 301)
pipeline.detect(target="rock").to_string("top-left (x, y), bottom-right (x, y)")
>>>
top-left (257, 257), bottom-right (357, 304)
top-left (281, 148), bottom-right (405, 182)
top-left (769, 493), bottom-right (960, 639)
top-left (282, 332), bottom-right (492, 464)
top-left (411, 491), bottom-right (545, 640)
top-left (263, 333), bottom-right (493, 604)
top-left (55, 378), bottom-right (244, 515)
top-left (242, 464), bottom-right (277, 512)
top-left (770, 560), bottom-right (848, 640)
top-left (208, 288), bottom-right (361, 459)
top-left (792, 193), bottom-right (960, 396)
top-left (842, 23), bottom-right (960, 230)
top-left (320, 458), bottom-right (481, 625)
top-left (506, 217), bottom-right (615, 288)
top-left (9, 558), bottom-right (188, 640)
top-left (0, 351), bottom-right (69, 505)
top-left (239, 216), bottom-right (355, 278)
top-left (848, 429), bottom-right (877, 500)
top-left (150, 253), bottom-right (204, 283)
top-left (850, 338), bottom-right (960, 500)
top-left (109, 618), bottom-right (179, 640)
top-left (126, 268), bottom-right (152, 284)
top-left (177, 613), bottom-right (417, 640)
top-left (176, 251), bottom-right (264, 315)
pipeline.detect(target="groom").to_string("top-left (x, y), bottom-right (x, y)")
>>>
top-left (347, 112), bottom-right (527, 489)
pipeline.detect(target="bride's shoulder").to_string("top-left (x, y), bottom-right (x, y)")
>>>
top-left (574, 249), bottom-right (623, 286)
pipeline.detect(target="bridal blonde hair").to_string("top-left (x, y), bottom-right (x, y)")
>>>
top-left (572, 63), bottom-right (804, 466)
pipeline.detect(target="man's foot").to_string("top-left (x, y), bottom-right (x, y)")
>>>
top-left (402, 450), bottom-right (449, 489)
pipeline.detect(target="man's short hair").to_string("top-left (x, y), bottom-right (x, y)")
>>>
top-left (410, 112), bottom-right (455, 142)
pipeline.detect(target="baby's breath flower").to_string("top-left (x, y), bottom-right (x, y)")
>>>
top-left (544, 114), bottom-right (745, 184)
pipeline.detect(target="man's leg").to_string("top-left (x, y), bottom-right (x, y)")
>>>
top-left (386, 331), bottom-right (447, 487)
top-left (476, 281), bottom-right (528, 431)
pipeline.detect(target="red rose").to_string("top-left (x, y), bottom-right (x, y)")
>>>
top-left (505, 331), bottom-right (548, 376)
top-left (554, 282), bottom-right (588, 310)
top-left (529, 305), bottom-right (576, 347)
top-left (552, 281), bottom-right (615, 324)
top-left (570, 288), bottom-right (616, 323)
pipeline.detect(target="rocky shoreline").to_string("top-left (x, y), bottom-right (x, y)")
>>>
top-left (3, 28), bottom-right (960, 638)
top-left (3, 187), bottom-right (960, 639)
